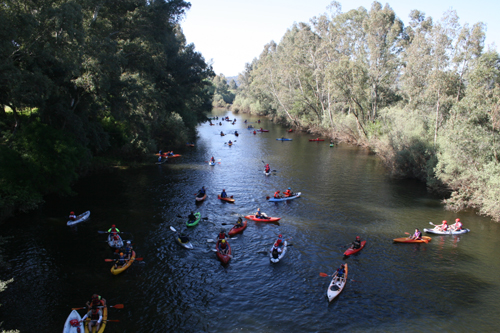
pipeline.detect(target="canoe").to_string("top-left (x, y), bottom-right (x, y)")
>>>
top-left (107, 233), bottom-right (124, 249)
top-left (264, 170), bottom-right (271, 176)
top-left (216, 240), bottom-right (232, 264)
top-left (110, 251), bottom-right (136, 275)
top-left (218, 195), bottom-right (235, 203)
top-left (168, 154), bottom-right (181, 158)
top-left (344, 241), bottom-right (366, 256)
top-left (63, 309), bottom-right (84, 333)
top-left (270, 240), bottom-right (288, 263)
top-left (84, 306), bottom-right (107, 333)
top-left (228, 221), bottom-right (247, 236)
top-left (176, 235), bottom-right (194, 249)
top-left (309, 139), bottom-right (325, 141)
top-left (257, 129), bottom-right (269, 132)
top-left (276, 138), bottom-right (292, 141)
top-left (186, 212), bottom-right (201, 227)
top-left (268, 192), bottom-right (301, 202)
top-left (244, 215), bottom-right (281, 222)
top-left (67, 211), bottom-right (91, 226)
top-left (195, 193), bottom-right (207, 202)
top-left (327, 264), bottom-right (348, 302)
top-left (424, 228), bottom-right (470, 235)
top-left (393, 236), bottom-right (432, 243)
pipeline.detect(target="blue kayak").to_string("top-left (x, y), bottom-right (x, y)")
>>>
top-left (268, 192), bottom-right (301, 202)
top-left (276, 138), bottom-right (292, 141)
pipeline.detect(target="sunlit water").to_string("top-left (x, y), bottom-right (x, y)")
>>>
top-left (2, 110), bottom-right (500, 332)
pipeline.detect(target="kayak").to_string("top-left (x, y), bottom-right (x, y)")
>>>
top-left (344, 241), bottom-right (366, 256)
top-left (107, 233), bottom-right (124, 249)
top-left (287, 129), bottom-right (293, 132)
top-left (209, 161), bottom-right (215, 166)
top-left (110, 251), bottom-right (136, 275)
top-left (84, 306), bottom-right (107, 333)
top-left (270, 240), bottom-right (288, 263)
top-left (244, 215), bottom-right (281, 222)
top-left (176, 235), bottom-right (194, 249)
top-left (264, 170), bottom-right (271, 176)
top-left (63, 310), bottom-right (84, 333)
top-left (195, 193), bottom-right (207, 202)
top-left (257, 129), bottom-right (269, 132)
top-left (393, 236), bottom-right (432, 243)
top-left (67, 211), bottom-right (91, 226)
top-left (186, 143), bottom-right (195, 147)
top-left (330, 144), bottom-right (334, 147)
top-left (228, 143), bottom-right (233, 146)
top-left (216, 240), bottom-right (232, 264)
top-left (155, 153), bottom-right (181, 158)
top-left (424, 228), bottom-right (470, 235)
top-left (268, 192), bottom-right (301, 202)
top-left (228, 221), bottom-right (247, 236)
top-left (218, 195), bottom-right (235, 203)
top-left (327, 264), bottom-right (348, 302)
top-left (276, 138), bottom-right (292, 141)
top-left (309, 139), bottom-right (325, 141)
top-left (186, 212), bottom-right (201, 227)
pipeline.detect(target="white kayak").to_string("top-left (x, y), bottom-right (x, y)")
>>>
top-left (107, 233), bottom-right (124, 248)
top-left (264, 170), bottom-right (271, 176)
top-left (270, 241), bottom-right (287, 263)
top-left (62, 309), bottom-right (84, 333)
top-left (176, 235), bottom-right (194, 249)
top-left (424, 228), bottom-right (470, 235)
top-left (209, 161), bottom-right (215, 166)
top-left (327, 264), bottom-right (348, 302)
top-left (67, 211), bottom-right (91, 226)
top-left (268, 192), bottom-right (301, 202)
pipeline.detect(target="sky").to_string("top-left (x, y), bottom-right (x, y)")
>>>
top-left (181, 0), bottom-right (500, 78)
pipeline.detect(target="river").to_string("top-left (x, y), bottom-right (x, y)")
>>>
top-left (2, 109), bottom-right (500, 332)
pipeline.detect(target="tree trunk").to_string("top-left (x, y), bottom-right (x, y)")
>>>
top-left (434, 88), bottom-right (440, 146)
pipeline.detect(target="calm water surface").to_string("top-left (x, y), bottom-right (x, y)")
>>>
top-left (2, 110), bottom-right (500, 332)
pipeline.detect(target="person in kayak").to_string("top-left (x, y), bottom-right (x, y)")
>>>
top-left (244, 120), bottom-right (247, 123)
top-left (210, 156), bottom-right (215, 163)
top-left (235, 130), bottom-right (239, 136)
top-left (86, 294), bottom-right (106, 308)
top-left (409, 229), bottom-right (422, 240)
top-left (219, 122), bottom-right (222, 125)
top-left (450, 218), bottom-right (463, 231)
top-left (335, 264), bottom-right (346, 278)
top-left (220, 131), bottom-right (224, 136)
top-left (114, 252), bottom-right (126, 269)
top-left (258, 119), bottom-right (261, 123)
top-left (69, 211), bottom-right (76, 221)
top-left (219, 239), bottom-right (229, 254)
top-left (255, 208), bottom-right (269, 219)
top-left (220, 189), bottom-right (228, 198)
top-left (273, 190), bottom-right (281, 199)
top-left (260, 127), bottom-right (264, 131)
top-left (228, 140), bottom-right (232, 145)
top-left (217, 229), bottom-right (227, 241)
top-left (187, 211), bottom-right (196, 222)
top-left (197, 186), bottom-right (206, 198)
top-left (435, 220), bottom-right (448, 232)
top-left (283, 188), bottom-right (293, 197)
top-left (81, 306), bottom-right (103, 332)
top-left (349, 236), bottom-right (362, 249)
top-left (253, 130), bottom-right (257, 134)
top-left (124, 241), bottom-right (133, 260)
top-left (108, 224), bottom-right (120, 234)
top-left (275, 234), bottom-right (285, 248)
top-left (265, 164), bottom-right (271, 173)
top-left (235, 217), bottom-right (244, 228)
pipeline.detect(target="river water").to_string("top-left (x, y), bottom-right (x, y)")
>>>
top-left (2, 110), bottom-right (500, 332)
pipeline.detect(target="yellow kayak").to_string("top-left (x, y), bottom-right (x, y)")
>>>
top-left (110, 251), bottom-right (136, 275)
top-left (84, 306), bottom-right (107, 333)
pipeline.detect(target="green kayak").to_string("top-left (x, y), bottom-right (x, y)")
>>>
top-left (186, 212), bottom-right (201, 227)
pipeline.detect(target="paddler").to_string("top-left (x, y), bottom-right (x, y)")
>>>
top-left (69, 211), bottom-right (76, 221)
top-left (81, 306), bottom-right (103, 332)
top-left (220, 189), bottom-right (228, 198)
top-left (283, 187), bottom-right (293, 197)
top-left (409, 229), bottom-right (422, 240)
top-left (114, 252), bottom-right (126, 269)
top-left (124, 240), bottom-right (133, 260)
top-left (187, 211), bottom-right (196, 222)
top-left (197, 186), bottom-right (206, 198)
top-left (273, 190), bottom-right (281, 199)
top-left (274, 234), bottom-right (284, 248)
top-left (86, 294), bottom-right (106, 308)
top-left (219, 239), bottom-right (229, 254)
top-left (335, 264), bottom-right (346, 278)
top-left (265, 164), bottom-right (270, 173)
top-left (255, 208), bottom-right (269, 219)
top-left (450, 218), bottom-right (463, 231)
top-left (210, 156), bottom-right (215, 163)
top-left (217, 229), bottom-right (227, 241)
top-left (235, 217), bottom-right (243, 228)
top-left (228, 140), bottom-right (232, 145)
top-left (253, 130), bottom-right (256, 134)
top-left (435, 220), bottom-right (448, 232)
top-left (349, 236), bottom-right (362, 249)
top-left (220, 131), bottom-right (224, 136)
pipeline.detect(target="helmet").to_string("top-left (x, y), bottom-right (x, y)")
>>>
top-left (442, 220), bottom-right (447, 224)
top-left (127, 241), bottom-right (131, 244)
top-left (112, 224), bottom-right (116, 228)
top-left (70, 211), bottom-right (74, 214)
top-left (456, 218), bottom-right (460, 222)
top-left (277, 190), bottom-right (280, 193)
top-left (288, 187), bottom-right (291, 190)
top-left (278, 234), bottom-right (282, 238)
top-left (120, 252), bottom-right (124, 256)
top-left (92, 294), bottom-right (98, 299)
top-left (356, 236), bottom-right (360, 240)
top-left (223, 189), bottom-right (225, 191)
top-left (221, 239), bottom-right (226, 243)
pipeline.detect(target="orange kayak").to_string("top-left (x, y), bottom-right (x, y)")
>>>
top-left (393, 236), bottom-right (431, 243)
top-left (218, 195), bottom-right (235, 203)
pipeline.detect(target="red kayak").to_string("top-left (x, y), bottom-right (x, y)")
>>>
top-left (217, 195), bottom-right (235, 203)
top-left (344, 241), bottom-right (366, 256)
top-left (287, 129), bottom-right (293, 132)
top-left (309, 139), bottom-right (324, 141)
top-left (216, 240), bottom-right (231, 264)
top-left (244, 215), bottom-right (281, 222)
top-left (228, 221), bottom-right (247, 236)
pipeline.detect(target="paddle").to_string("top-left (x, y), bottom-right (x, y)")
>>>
top-left (72, 304), bottom-right (124, 311)
top-left (176, 215), bottom-right (209, 220)
top-left (170, 226), bottom-right (178, 233)
top-left (207, 237), bottom-right (237, 243)
top-left (319, 273), bottom-right (360, 282)
top-left (104, 258), bottom-right (143, 262)
top-left (211, 248), bottom-right (233, 258)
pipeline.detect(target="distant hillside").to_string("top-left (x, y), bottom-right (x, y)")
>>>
top-left (225, 76), bottom-right (239, 86)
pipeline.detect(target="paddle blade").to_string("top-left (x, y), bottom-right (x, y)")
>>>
top-left (104, 259), bottom-right (115, 262)
top-left (71, 307), bottom-right (86, 310)
top-left (110, 304), bottom-right (124, 309)
top-left (404, 232), bottom-right (410, 235)
top-left (266, 196), bottom-right (270, 200)
top-left (170, 226), bottom-right (177, 232)
top-left (319, 272), bottom-right (329, 277)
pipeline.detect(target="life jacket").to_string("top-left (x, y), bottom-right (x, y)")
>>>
top-left (221, 191), bottom-right (227, 198)
top-left (353, 240), bottom-right (361, 248)
top-left (117, 254), bottom-right (125, 265)
top-left (69, 214), bottom-right (76, 220)
top-left (414, 231), bottom-right (422, 239)
top-left (124, 245), bottom-right (132, 254)
top-left (274, 191), bottom-right (280, 198)
top-left (219, 242), bottom-right (227, 250)
top-left (90, 309), bottom-right (101, 320)
top-left (275, 239), bottom-right (283, 247)
top-left (284, 190), bottom-right (291, 196)
top-left (112, 232), bottom-right (119, 241)
top-left (218, 232), bottom-right (226, 240)
top-left (455, 222), bottom-right (462, 230)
